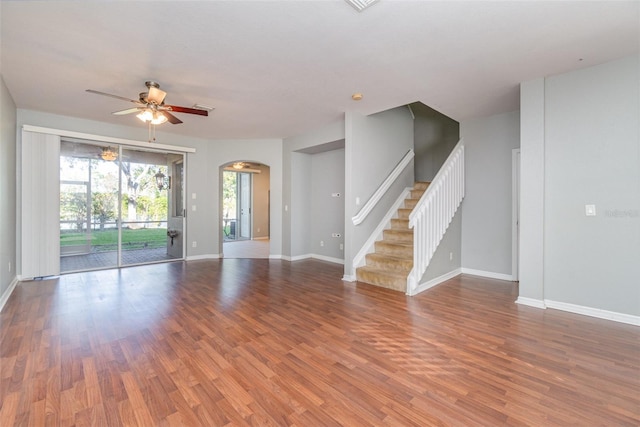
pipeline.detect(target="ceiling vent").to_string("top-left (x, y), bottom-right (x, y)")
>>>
top-left (344, 0), bottom-right (379, 12)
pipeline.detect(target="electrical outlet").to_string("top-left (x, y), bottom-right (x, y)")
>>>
top-left (192, 193), bottom-right (197, 199)
top-left (192, 241), bottom-right (197, 248)
top-left (449, 252), bottom-right (453, 261)
top-left (8, 262), bottom-right (11, 272)
top-left (192, 205), bottom-right (197, 211)
top-left (320, 240), bottom-right (324, 247)
top-left (257, 228), bottom-right (260, 233)
top-left (339, 243), bottom-right (343, 251)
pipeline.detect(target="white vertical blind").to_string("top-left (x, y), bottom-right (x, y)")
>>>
top-left (20, 130), bottom-right (60, 279)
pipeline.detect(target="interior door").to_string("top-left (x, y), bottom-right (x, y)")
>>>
top-left (239, 172), bottom-right (252, 240)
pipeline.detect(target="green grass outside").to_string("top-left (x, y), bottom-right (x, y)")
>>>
top-left (60, 228), bottom-right (167, 251)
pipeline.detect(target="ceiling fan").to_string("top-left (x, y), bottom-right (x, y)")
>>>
top-left (86, 81), bottom-right (209, 125)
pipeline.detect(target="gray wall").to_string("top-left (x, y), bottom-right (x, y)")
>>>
top-left (0, 76), bottom-right (17, 304)
top-left (311, 148), bottom-right (345, 260)
top-left (421, 209), bottom-right (462, 282)
top-left (290, 152), bottom-right (312, 256)
top-left (283, 119), bottom-right (345, 258)
top-left (345, 107), bottom-right (414, 277)
top-left (412, 103), bottom-right (460, 182)
top-left (15, 109), bottom-right (283, 262)
top-left (543, 55), bottom-right (639, 315)
top-left (461, 111), bottom-right (520, 277)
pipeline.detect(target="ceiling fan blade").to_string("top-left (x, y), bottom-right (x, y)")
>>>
top-left (165, 105), bottom-right (209, 116)
top-left (162, 111), bottom-right (183, 124)
top-left (86, 89), bottom-right (142, 104)
top-left (112, 107), bottom-right (143, 115)
top-left (148, 86), bottom-right (167, 104)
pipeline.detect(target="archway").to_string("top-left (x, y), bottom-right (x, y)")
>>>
top-left (220, 161), bottom-right (270, 258)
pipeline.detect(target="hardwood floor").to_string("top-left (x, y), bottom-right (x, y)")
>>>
top-left (1, 259), bottom-right (639, 426)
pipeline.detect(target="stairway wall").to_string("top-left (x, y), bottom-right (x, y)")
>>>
top-left (345, 108), bottom-right (414, 278)
top-left (411, 102), bottom-right (460, 182)
top-left (419, 209), bottom-right (462, 284)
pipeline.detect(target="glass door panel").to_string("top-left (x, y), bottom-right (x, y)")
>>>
top-left (60, 143), bottom-right (119, 272)
top-left (120, 147), bottom-right (177, 266)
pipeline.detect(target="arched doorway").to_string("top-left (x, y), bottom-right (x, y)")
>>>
top-left (220, 161), bottom-right (270, 258)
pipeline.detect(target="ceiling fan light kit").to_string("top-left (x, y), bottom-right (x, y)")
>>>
top-left (86, 81), bottom-right (210, 134)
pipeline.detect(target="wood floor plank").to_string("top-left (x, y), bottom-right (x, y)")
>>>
top-left (1, 259), bottom-right (639, 426)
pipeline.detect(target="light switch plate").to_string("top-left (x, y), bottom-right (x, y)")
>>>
top-left (585, 204), bottom-right (596, 216)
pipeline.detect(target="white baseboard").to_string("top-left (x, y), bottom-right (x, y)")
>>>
top-left (285, 253), bottom-right (344, 265)
top-left (186, 254), bottom-right (221, 261)
top-left (409, 268), bottom-right (461, 296)
top-left (253, 237), bottom-right (269, 241)
top-left (269, 254), bottom-right (283, 260)
top-left (515, 297), bottom-right (547, 309)
top-left (0, 277), bottom-right (19, 313)
top-left (545, 299), bottom-right (640, 326)
top-left (311, 254), bottom-right (344, 265)
top-left (461, 268), bottom-right (514, 282)
top-left (342, 275), bottom-right (356, 282)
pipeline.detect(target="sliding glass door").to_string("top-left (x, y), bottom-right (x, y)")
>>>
top-left (60, 140), bottom-right (185, 273)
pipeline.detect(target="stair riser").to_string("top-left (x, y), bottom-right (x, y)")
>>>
top-left (391, 218), bottom-right (409, 229)
top-left (410, 190), bottom-right (424, 199)
top-left (356, 269), bottom-right (406, 292)
top-left (404, 199), bottom-right (418, 209)
top-left (397, 209), bottom-right (412, 219)
top-left (365, 255), bottom-right (412, 272)
top-left (414, 182), bottom-right (430, 191)
top-left (382, 230), bottom-right (413, 243)
top-left (374, 242), bottom-right (413, 258)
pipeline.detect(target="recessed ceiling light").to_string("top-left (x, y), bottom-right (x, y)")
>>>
top-left (352, 93), bottom-right (363, 101)
top-left (344, 0), bottom-right (379, 12)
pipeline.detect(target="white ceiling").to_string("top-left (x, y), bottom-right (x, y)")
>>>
top-left (1, 1), bottom-right (638, 140)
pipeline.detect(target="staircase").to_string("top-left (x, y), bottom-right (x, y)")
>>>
top-left (356, 182), bottom-right (430, 292)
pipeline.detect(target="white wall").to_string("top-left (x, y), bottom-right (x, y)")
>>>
top-left (15, 109), bottom-right (283, 262)
top-left (0, 76), bottom-right (17, 309)
top-left (543, 55), bottom-right (639, 316)
top-left (461, 110), bottom-right (520, 277)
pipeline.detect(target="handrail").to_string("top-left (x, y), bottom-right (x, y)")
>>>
top-left (352, 149), bottom-right (414, 225)
top-left (407, 139), bottom-right (465, 294)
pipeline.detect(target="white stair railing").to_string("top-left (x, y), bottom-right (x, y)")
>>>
top-left (407, 140), bottom-right (465, 294)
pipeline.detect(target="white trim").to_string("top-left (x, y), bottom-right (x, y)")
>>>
top-left (289, 253), bottom-right (312, 261)
top-left (269, 254), bottom-right (283, 260)
top-left (22, 125), bottom-right (196, 153)
top-left (281, 253), bottom-right (344, 265)
top-left (0, 277), bottom-right (19, 313)
top-left (461, 268), bottom-right (514, 282)
top-left (512, 148), bottom-right (520, 282)
top-left (351, 149), bottom-right (414, 225)
top-left (408, 268), bottom-right (461, 296)
top-left (186, 254), bottom-right (221, 261)
top-left (253, 237), bottom-right (269, 241)
top-left (351, 188), bottom-right (411, 275)
top-left (545, 300), bottom-right (640, 326)
top-left (342, 274), bottom-right (356, 282)
top-left (515, 297), bottom-right (547, 309)
top-left (310, 254), bottom-right (344, 265)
